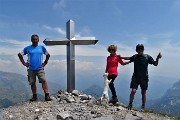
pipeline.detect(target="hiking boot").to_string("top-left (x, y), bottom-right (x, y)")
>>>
top-left (127, 103), bottom-right (132, 110)
top-left (140, 104), bottom-right (145, 112)
top-left (30, 94), bottom-right (37, 101)
top-left (141, 104), bottom-right (145, 109)
top-left (109, 96), bottom-right (118, 105)
top-left (45, 93), bottom-right (51, 101)
top-left (114, 101), bottom-right (121, 106)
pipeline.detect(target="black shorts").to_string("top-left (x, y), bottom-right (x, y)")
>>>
top-left (130, 77), bottom-right (149, 90)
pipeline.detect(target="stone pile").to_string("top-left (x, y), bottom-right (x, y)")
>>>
top-left (2, 89), bottom-right (175, 120)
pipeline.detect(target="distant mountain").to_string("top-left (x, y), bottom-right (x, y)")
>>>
top-left (83, 80), bottom-right (180, 116)
top-left (0, 71), bottom-right (63, 108)
top-left (83, 84), bottom-right (127, 104)
top-left (148, 80), bottom-right (180, 116)
top-left (83, 84), bottom-right (104, 98)
top-left (76, 72), bottom-right (177, 107)
top-left (0, 71), bottom-right (31, 108)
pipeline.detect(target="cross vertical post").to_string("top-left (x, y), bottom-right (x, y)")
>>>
top-left (66, 20), bottom-right (75, 92)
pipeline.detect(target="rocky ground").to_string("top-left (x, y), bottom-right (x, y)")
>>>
top-left (1, 89), bottom-right (176, 120)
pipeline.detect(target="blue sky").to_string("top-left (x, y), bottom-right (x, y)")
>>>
top-left (0, 0), bottom-right (180, 89)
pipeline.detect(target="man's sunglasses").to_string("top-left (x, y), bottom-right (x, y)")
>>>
top-left (32, 39), bottom-right (38, 40)
top-left (137, 48), bottom-right (144, 50)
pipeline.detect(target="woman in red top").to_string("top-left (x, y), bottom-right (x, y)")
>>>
top-left (105, 45), bottom-right (128, 104)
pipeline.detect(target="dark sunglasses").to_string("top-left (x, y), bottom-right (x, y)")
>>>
top-left (137, 48), bottom-right (144, 50)
top-left (109, 49), bottom-right (115, 51)
top-left (32, 38), bottom-right (38, 40)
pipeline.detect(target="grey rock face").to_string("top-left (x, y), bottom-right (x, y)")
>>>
top-left (72, 90), bottom-right (80, 97)
top-left (1, 89), bottom-right (175, 120)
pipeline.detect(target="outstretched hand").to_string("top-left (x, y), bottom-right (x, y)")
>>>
top-left (157, 52), bottom-right (162, 60)
top-left (123, 61), bottom-right (130, 65)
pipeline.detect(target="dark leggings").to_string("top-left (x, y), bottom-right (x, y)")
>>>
top-left (108, 74), bottom-right (117, 98)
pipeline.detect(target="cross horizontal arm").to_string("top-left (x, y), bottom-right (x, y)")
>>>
top-left (71, 37), bottom-right (98, 45)
top-left (71, 40), bottom-right (98, 45)
top-left (43, 38), bottom-right (69, 46)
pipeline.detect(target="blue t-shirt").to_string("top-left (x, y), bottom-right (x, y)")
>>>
top-left (20, 45), bottom-right (49, 70)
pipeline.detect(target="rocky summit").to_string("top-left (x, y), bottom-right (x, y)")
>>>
top-left (1, 89), bottom-right (175, 120)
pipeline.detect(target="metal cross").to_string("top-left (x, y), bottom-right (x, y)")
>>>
top-left (43, 19), bottom-right (98, 92)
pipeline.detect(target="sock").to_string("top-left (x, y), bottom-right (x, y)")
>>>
top-left (142, 103), bottom-right (145, 107)
top-left (129, 101), bottom-right (133, 105)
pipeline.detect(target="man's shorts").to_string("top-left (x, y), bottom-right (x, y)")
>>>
top-left (27, 69), bottom-right (46, 85)
top-left (130, 77), bottom-right (149, 90)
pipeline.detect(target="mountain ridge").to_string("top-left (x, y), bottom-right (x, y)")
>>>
top-left (148, 80), bottom-right (180, 116)
top-left (0, 71), bottom-right (63, 108)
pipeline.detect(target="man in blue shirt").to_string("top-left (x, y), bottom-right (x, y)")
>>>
top-left (18, 34), bottom-right (51, 101)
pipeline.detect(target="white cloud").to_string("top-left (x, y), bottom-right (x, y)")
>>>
top-left (46, 59), bottom-right (66, 71)
top-left (0, 58), bottom-right (26, 75)
top-left (46, 46), bottom-right (66, 55)
top-left (75, 45), bottom-right (107, 56)
top-left (0, 38), bottom-right (30, 46)
top-left (75, 60), bottom-right (99, 71)
top-left (0, 38), bottom-right (29, 55)
top-left (43, 22), bottom-right (95, 39)
top-left (0, 46), bottom-right (20, 55)
top-left (173, 0), bottom-right (180, 9)
top-left (0, 33), bottom-right (180, 79)
top-left (44, 59), bottom-right (102, 76)
top-left (52, 0), bottom-right (76, 19)
top-left (43, 25), bottom-right (66, 35)
top-left (77, 26), bottom-right (94, 36)
top-left (54, 45), bottom-right (105, 56)
top-left (53, 0), bottom-right (66, 10)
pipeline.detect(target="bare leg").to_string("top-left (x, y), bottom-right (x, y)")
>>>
top-left (141, 90), bottom-right (146, 107)
top-left (31, 83), bottom-right (37, 94)
top-left (42, 80), bottom-right (51, 101)
top-left (127, 88), bottom-right (137, 109)
top-left (130, 88), bottom-right (137, 103)
top-left (42, 80), bottom-right (49, 94)
top-left (30, 83), bottom-right (37, 101)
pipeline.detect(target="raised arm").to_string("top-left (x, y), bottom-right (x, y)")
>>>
top-left (153, 52), bottom-right (162, 66)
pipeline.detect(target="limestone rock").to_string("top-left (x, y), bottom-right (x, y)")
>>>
top-left (1, 89), bottom-right (175, 120)
top-left (72, 90), bottom-right (80, 96)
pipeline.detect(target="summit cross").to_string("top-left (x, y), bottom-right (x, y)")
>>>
top-left (43, 20), bottom-right (98, 92)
